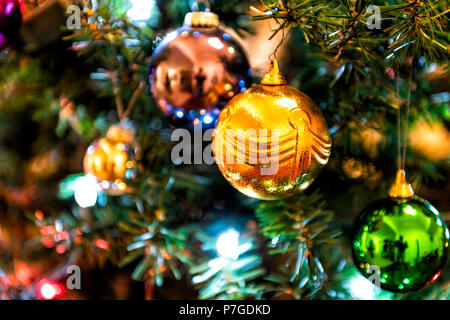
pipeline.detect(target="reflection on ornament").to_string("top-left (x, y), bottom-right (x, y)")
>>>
top-left (0, 0), bottom-right (22, 51)
top-left (410, 118), bottom-right (450, 161)
top-left (361, 125), bottom-right (383, 158)
top-left (351, 170), bottom-right (449, 292)
top-left (83, 121), bottom-right (139, 195)
top-left (149, 8), bottom-right (252, 129)
top-left (74, 175), bottom-right (98, 208)
top-left (213, 59), bottom-right (331, 200)
top-left (28, 149), bottom-right (62, 178)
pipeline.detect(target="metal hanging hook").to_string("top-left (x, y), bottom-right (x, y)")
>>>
top-left (268, 27), bottom-right (290, 63)
top-left (185, 0), bottom-right (218, 27)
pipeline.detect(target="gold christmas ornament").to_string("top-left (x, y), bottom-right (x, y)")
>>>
top-left (83, 121), bottom-right (139, 195)
top-left (410, 118), bottom-right (450, 161)
top-left (212, 59), bottom-right (331, 200)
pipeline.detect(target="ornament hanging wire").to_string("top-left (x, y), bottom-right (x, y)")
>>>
top-left (268, 27), bottom-right (290, 63)
top-left (191, 0), bottom-right (211, 12)
top-left (395, 60), bottom-right (413, 172)
top-left (106, 71), bottom-right (145, 121)
top-left (396, 66), bottom-right (401, 171)
top-left (402, 61), bottom-right (413, 170)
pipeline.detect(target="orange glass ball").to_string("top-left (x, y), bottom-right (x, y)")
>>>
top-left (212, 59), bottom-right (331, 200)
top-left (83, 122), bottom-right (138, 195)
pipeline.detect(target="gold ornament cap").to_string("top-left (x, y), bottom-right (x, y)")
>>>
top-left (184, 11), bottom-right (219, 28)
top-left (106, 119), bottom-right (136, 146)
top-left (389, 169), bottom-right (414, 198)
top-left (261, 58), bottom-right (287, 86)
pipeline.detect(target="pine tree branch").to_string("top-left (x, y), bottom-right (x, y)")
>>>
top-left (122, 81), bottom-right (145, 120)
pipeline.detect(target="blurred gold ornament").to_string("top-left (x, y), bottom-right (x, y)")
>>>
top-left (83, 121), bottom-right (139, 195)
top-left (342, 158), bottom-right (365, 179)
top-left (59, 96), bottom-right (75, 120)
top-left (410, 118), bottom-right (450, 161)
top-left (349, 121), bottom-right (384, 159)
top-left (342, 158), bottom-right (382, 186)
top-left (361, 125), bottom-right (384, 158)
top-left (212, 59), bottom-right (331, 200)
top-left (28, 149), bottom-right (62, 179)
top-left (155, 209), bottom-right (166, 222)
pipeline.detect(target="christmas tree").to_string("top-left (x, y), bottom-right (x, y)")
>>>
top-left (0, 0), bottom-right (448, 300)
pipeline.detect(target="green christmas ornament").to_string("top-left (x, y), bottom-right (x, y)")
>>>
top-left (351, 170), bottom-right (449, 293)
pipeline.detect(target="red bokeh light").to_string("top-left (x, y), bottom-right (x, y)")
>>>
top-left (37, 280), bottom-right (65, 300)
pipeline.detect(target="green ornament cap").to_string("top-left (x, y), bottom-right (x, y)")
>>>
top-left (389, 169), bottom-right (414, 199)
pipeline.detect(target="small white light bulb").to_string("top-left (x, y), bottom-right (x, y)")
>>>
top-left (348, 274), bottom-right (376, 300)
top-left (127, 0), bottom-right (155, 22)
top-left (216, 229), bottom-right (240, 259)
top-left (74, 175), bottom-right (98, 208)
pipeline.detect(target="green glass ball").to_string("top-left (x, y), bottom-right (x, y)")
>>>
top-left (351, 196), bottom-right (449, 293)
